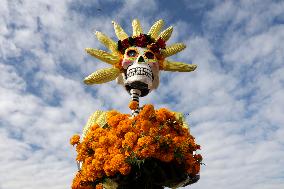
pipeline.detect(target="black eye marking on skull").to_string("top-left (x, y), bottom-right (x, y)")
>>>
top-left (145, 51), bottom-right (154, 59)
top-left (127, 49), bottom-right (138, 57)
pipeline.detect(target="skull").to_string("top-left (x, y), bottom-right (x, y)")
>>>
top-left (117, 47), bottom-right (160, 97)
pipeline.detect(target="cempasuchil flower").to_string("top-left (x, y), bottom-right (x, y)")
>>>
top-left (70, 104), bottom-right (202, 188)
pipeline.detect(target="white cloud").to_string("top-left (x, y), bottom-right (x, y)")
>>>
top-left (1, 0), bottom-right (284, 189)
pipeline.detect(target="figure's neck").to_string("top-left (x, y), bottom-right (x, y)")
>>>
top-left (130, 89), bottom-right (141, 117)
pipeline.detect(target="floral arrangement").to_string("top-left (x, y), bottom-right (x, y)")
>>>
top-left (70, 104), bottom-right (202, 189)
top-left (117, 34), bottom-right (166, 54)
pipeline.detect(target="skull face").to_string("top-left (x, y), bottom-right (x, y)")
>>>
top-left (116, 47), bottom-right (160, 97)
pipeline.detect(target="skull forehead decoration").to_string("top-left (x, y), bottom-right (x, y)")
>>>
top-left (84, 19), bottom-right (197, 97)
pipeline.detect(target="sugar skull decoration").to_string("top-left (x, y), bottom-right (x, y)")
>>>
top-left (84, 19), bottom-right (197, 97)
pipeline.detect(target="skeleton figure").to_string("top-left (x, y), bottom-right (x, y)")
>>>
top-left (84, 19), bottom-right (197, 115)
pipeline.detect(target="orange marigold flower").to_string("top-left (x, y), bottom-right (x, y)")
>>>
top-left (95, 183), bottom-right (104, 189)
top-left (160, 125), bottom-right (171, 135)
top-left (124, 132), bottom-right (138, 142)
top-left (110, 154), bottom-right (125, 171)
top-left (173, 136), bottom-right (183, 146)
top-left (156, 108), bottom-right (175, 122)
top-left (93, 128), bottom-right (106, 138)
top-left (186, 162), bottom-right (200, 175)
top-left (70, 134), bottom-right (80, 146)
top-left (99, 136), bottom-right (109, 145)
top-left (141, 120), bottom-right (151, 132)
top-left (149, 127), bottom-right (159, 136)
top-left (106, 110), bottom-right (120, 119)
top-left (122, 132), bottom-right (137, 149)
top-left (120, 120), bottom-right (132, 133)
top-left (192, 163), bottom-right (200, 174)
top-left (108, 114), bottom-right (129, 128)
top-left (185, 154), bottom-right (195, 165)
top-left (71, 173), bottom-right (81, 189)
top-left (139, 144), bottom-right (156, 158)
top-left (103, 162), bottom-right (114, 176)
top-left (139, 104), bottom-right (155, 120)
top-left (90, 124), bottom-right (100, 131)
top-left (108, 146), bottom-right (120, 154)
top-left (129, 100), bottom-right (139, 110)
top-left (156, 110), bottom-right (167, 122)
top-left (72, 172), bottom-right (95, 189)
top-left (119, 164), bottom-right (131, 175)
top-left (94, 148), bottom-right (108, 161)
top-left (159, 153), bottom-right (174, 162)
top-left (107, 133), bottom-right (118, 145)
top-left (137, 136), bottom-right (152, 147)
top-left (92, 159), bottom-right (103, 170)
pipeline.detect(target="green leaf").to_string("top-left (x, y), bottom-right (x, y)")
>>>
top-left (102, 123), bottom-right (109, 129)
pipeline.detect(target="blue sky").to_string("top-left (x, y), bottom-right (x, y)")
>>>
top-left (1, 0), bottom-right (284, 189)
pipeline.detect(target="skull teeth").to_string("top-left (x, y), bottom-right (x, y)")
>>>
top-left (126, 67), bottom-right (153, 80)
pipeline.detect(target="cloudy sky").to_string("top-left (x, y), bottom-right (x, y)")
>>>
top-left (1, 0), bottom-right (284, 188)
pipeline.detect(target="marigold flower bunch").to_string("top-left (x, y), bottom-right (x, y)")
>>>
top-left (71, 104), bottom-right (202, 189)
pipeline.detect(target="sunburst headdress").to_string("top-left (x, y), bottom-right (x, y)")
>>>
top-left (84, 19), bottom-right (197, 85)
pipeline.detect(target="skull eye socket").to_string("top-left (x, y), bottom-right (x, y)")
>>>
top-left (145, 51), bottom-right (155, 59)
top-left (127, 50), bottom-right (137, 57)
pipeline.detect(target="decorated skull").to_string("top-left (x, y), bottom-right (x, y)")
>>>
top-left (83, 19), bottom-right (197, 98)
top-left (117, 47), bottom-right (160, 97)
